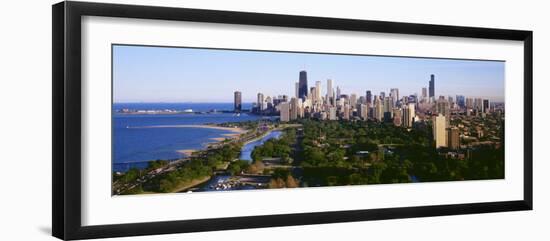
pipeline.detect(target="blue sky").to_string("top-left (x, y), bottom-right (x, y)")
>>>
top-left (113, 45), bottom-right (505, 103)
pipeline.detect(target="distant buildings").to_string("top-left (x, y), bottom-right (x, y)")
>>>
top-left (257, 93), bottom-right (265, 112)
top-left (237, 71), bottom-right (499, 154)
top-left (483, 99), bottom-right (490, 113)
top-left (234, 91), bottom-right (242, 112)
top-left (421, 87), bottom-right (427, 99)
top-left (456, 95), bottom-right (465, 108)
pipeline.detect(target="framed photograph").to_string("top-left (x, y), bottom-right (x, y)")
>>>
top-left (52, 1), bottom-right (533, 240)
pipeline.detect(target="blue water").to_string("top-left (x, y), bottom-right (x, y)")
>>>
top-left (114, 102), bottom-right (253, 113)
top-left (113, 103), bottom-right (265, 172)
top-left (239, 131), bottom-right (283, 162)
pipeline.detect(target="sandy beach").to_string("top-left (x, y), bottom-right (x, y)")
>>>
top-left (209, 137), bottom-right (226, 142)
top-left (177, 149), bottom-right (197, 157)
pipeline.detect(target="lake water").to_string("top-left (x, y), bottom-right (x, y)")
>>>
top-left (239, 130), bottom-right (283, 161)
top-left (113, 103), bottom-right (273, 172)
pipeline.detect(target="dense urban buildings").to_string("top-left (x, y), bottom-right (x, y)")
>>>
top-left (234, 70), bottom-right (502, 153)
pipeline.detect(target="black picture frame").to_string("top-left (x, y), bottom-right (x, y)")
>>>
top-left (52, 1), bottom-right (533, 240)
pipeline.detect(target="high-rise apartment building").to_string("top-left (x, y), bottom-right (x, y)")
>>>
top-left (448, 127), bottom-right (460, 150)
top-left (433, 114), bottom-right (447, 148)
top-left (342, 104), bottom-right (350, 120)
top-left (257, 93), bottom-right (264, 112)
top-left (375, 98), bottom-right (384, 121)
top-left (403, 103), bottom-right (415, 127)
top-left (279, 102), bottom-right (290, 122)
top-left (234, 91), bottom-right (242, 112)
top-left (393, 108), bottom-right (402, 126)
top-left (290, 97), bottom-right (299, 120)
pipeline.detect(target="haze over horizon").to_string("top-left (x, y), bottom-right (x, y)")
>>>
top-left (113, 45), bottom-right (505, 103)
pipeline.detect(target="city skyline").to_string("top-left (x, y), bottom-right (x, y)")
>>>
top-left (113, 45), bottom-right (505, 103)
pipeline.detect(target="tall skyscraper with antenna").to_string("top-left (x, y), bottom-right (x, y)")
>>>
top-left (298, 70), bottom-right (308, 100)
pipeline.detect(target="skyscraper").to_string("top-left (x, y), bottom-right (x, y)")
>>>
top-left (295, 82), bottom-right (299, 99)
top-left (466, 97), bottom-right (474, 109)
top-left (433, 114), bottom-right (447, 148)
top-left (360, 104), bottom-right (369, 120)
top-left (403, 103), bottom-right (416, 127)
top-left (390, 88), bottom-right (399, 105)
top-left (290, 97), bottom-right (299, 120)
top-left (429, 74), bottom-right (435, 98)
top-left (383, 96), bottom-right (393, 117)
top-left (315, 81), bottom-right (322, 103)
top-left (456, 95), bottom-right (465, 108)
top-left (327, 79), bottom-right (333, 106)
top-left (336, 86), bottom-right (341, 100)
top-left (233, 91), bottom-right (242, 113)
top-left (375, 97), bottom-right (383, 121)
top-left (310, 87), bottom-right (316, 101)
top-left (483, 99), bottom-right (490, 113)
top-left (393, 108), bottom-right (402, 126)
top-left (257, 93), bottom-right (265, 112)
top-left (350, 94), bottom-right (357, 109)
top-left (366, 90), bottom-right (372, 105)
top-left (298, 70), bottom-right (308, 100)
top-left (474, 98), bottom-right (483, 112)
top-left (342, 104), bottom-right (350, 120)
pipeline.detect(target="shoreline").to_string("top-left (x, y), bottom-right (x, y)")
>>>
top-left (173, 176), bottom-right (212, 193)
top-left (176, 149), bottom-right (198, 157)
top-left (128, 124), bottom-right (246, 133)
